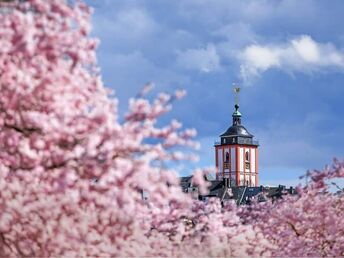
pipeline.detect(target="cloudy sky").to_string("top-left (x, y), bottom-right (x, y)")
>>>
top-left (85, 0), bottom-right (344, 186)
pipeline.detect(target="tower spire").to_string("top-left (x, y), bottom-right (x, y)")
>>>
top-left (232, 84), bottom-right (241, 125)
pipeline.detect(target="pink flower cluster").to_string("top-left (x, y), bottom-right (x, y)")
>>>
top-left (0, 0), bottom-right (343, 257)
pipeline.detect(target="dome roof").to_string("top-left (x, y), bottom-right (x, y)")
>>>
top-left (220, 124), bottom-right (253, 138)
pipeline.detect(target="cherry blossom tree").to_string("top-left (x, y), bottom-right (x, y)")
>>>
top-left (243, 159), bottom-right (344, 257)
top-left (0, 0), bottom-right (267, 256)
top-left (0, 0), bottom-right (184, 255)
top-left (0, 0), bottom-right (343, 257)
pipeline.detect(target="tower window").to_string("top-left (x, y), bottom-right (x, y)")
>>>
top-left (245, 151), bottom-right (250, 161)
top-left (245, 151), bottom-right (250, 170)
top-left (225, 152), bottom-right (229, 163)
top-left (224, 151), bottom-right (230, 169)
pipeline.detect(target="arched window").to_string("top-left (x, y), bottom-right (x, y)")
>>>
top-left (245, 151), bottom-right (250, 161)
top-left (225, 152), bottom-right (229, 163)
top-left (245, 151), bottom-right (250, 170)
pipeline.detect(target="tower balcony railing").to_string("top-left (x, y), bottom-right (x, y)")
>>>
top-left (237, 137), bottom-right (258, 145)
top-left (252, 140), bottom-right (259, 146)
top-left (214, 138), bottom-right (259, 146)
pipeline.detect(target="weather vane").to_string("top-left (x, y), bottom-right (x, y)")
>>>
top-left (232, 83), bottom-right (241, 107)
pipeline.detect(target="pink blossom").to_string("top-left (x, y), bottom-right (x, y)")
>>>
top-left (0, 1), bottom-right (342, 257)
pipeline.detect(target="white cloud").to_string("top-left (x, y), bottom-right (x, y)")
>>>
top-left (292, 36), bottom-right (320, 63)
top-left (239, 35), bottom-right (344, 83)
top-left (242, 45), bottom-right (280, 72)
top-left (176, 44), bottom-right (221, 73)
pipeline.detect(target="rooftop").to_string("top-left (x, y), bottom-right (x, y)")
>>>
top-left (220, 124), bottom-right (253, 138)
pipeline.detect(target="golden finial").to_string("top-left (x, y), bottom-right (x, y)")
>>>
top-left (232, 83), bottom-right (241, 108)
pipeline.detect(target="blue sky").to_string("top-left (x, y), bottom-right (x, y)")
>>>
top-left (85, 0), bottom-right (344, 186)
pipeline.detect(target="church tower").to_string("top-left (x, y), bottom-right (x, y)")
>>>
top-left (214, 87), bottom-right (259, 186)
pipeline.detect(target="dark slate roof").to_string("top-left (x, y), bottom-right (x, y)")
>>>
top-left (207, 180), bottom-right (225, 197)
top-left (179, 176), bottom-right (296, 205)
top-left (220, 125), bottom-right (253, 138)
top-left (206, 182), bottom-right (233, 202)
top-left (203, 181), bottom-right (295, 205)
top-left (231, 187), bottom-right (264, 205)
top-left (180, 176), bottom-right (193, 189)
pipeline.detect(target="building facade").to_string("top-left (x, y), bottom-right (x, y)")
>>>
top-left (215, 104), bottom-right (259, 186)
